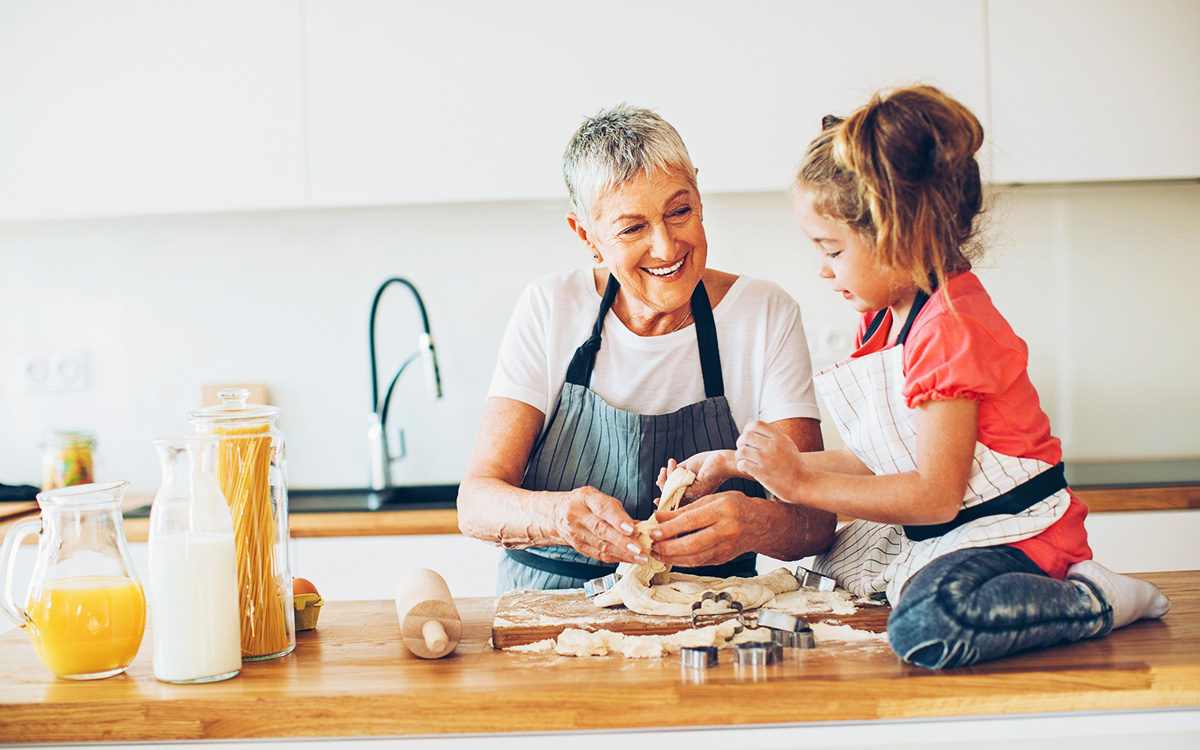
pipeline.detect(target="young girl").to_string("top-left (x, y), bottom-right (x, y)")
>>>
top-left (664, 85), bottom-right (1170, 668)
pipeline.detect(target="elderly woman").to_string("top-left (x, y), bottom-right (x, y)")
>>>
top-left (458, 105), bottom-right (835, 592)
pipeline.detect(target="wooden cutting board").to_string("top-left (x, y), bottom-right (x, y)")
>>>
top-left (492, 588), bottom-right (891, 648)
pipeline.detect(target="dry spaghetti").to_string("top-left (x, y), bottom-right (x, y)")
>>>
top-left (215, 423), bottom-right (291, 659)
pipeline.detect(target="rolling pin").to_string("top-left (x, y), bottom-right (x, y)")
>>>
top-left (395, 568), bottom-right (462, 659)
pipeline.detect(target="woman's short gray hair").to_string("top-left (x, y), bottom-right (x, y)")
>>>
top-left (562, 104), bottom-right (697, 224)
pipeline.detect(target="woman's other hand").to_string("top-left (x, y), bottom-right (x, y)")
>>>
top-left (735, 420), bottom-right (809, 502)
top-left (553, 486), bottom-right (647, 564)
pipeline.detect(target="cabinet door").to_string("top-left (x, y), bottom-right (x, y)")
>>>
top-left (988, 0), bottom-right (1200, 183)
top-left (0, 0), bottom-right (306, 221)
top-left (304, 0), bottom-right (987, 207)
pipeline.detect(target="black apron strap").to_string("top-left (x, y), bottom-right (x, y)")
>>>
top-left (690, 280), bottom-right (724, 398)
top-left (895, 289), bottom-right (931, 346)
top-left (505, 548), bottom-right (617, 581)
top-left (563, 275), bottom-right (724, 399)
top-left (861, 288), bottom-right (933, 348)
top-left (565, 274), bottom-right (621, 387)
top-left (904, 463), bottom-right (1068, 541)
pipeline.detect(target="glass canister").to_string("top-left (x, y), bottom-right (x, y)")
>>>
top-left (147, 436), bottom-right (242, 683)
top-left (0, 481), bottom-right (146, 679)
top-left (40, 431), bottom-right (96, 491)
top-left (189, 388), bottom-right (294, 661)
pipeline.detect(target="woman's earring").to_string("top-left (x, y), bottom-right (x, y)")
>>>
top-left (593, 253), bottom-right (601, 263)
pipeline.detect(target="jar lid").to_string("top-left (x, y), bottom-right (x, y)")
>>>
top-left (40, 430), bottom-right (96, 447)
top-left (189, 387), bottom-right (280, 426)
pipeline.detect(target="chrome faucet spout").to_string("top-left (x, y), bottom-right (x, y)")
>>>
top-left (368, 277), bottom-right (443, 490)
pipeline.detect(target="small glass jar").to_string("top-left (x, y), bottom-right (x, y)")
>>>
top-left (40, 431), bottom-right (96, 492)
top-left (189, 389), bottom-right (294, 661)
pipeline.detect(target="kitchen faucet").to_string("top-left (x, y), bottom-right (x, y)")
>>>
top-left (368, 277), bottom-right (443, 491)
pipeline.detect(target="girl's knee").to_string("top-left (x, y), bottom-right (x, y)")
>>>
top-left (888, 600), bottom-right (979, 669)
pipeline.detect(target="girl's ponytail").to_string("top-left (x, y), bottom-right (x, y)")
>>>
top-left (798, 85), bottom-right (986, 295)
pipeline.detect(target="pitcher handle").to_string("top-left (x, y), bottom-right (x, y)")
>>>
top-left (0, 519), bottom-right (40, 628)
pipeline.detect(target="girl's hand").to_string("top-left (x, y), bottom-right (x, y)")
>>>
top-left (552, 486), bottom-right (647, 564)
top-left (655, 450), bottom-right (737, 504)
top-left (735, 421), bottom-right (809, 502)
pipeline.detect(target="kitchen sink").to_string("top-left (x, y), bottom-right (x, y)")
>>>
top-left (288, 485), bottom-right (458, 513)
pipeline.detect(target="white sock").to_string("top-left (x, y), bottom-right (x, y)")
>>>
top-left (1068, 559), bottom-right (1171, 631)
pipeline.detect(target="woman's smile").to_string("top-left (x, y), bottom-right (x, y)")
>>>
top-left (644, 255), bottom-right (687, 278)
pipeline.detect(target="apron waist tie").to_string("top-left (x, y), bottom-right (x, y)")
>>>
top-left (505, 548), bottom-right (758, 582)
top-left (903, 462), bottom-right (1068, 542)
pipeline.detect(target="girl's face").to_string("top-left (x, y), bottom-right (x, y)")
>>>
top-left (793, 190), bottom-right (909, 314)
top-left (572, 169), bottom-right (706, 320)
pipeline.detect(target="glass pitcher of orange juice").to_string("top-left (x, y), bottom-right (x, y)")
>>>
top-left (0, 480), bottom-right (146, 679)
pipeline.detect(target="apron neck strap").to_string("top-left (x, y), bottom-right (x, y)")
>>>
top-left (861, 288), bottom-right (933, 348)
top-left (564, 275), bottom-right (724, 398)
top-left (691, 280), bottom-right (724, 398)
top-left (564, 273), bottom-right (621, 386)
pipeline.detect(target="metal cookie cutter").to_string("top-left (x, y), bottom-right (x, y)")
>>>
top-left (584, 572), bottom-right (620, 597)
top-left (756, 609), bottom-right (816, 650)
top-left (680, 645), bottom-right (719, 670)
top-left (794, 566), bottom-right (837, 592)
top-left (690, 591), bottom-right (746, 641)
top-left (733, 640), bottom-right (782, 666)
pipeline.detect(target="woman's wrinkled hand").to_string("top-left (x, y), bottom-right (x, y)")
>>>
top-left (735, 420), bottom-right (808, 502)
top-left (655, 450), bottom-right (737, 505)
top-left (552, 486), bottom-right (647, 564)
top-left (647, 491), bottom-right (764, 568)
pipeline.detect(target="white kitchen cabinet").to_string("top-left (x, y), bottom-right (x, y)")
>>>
top-left (302, 0), bottom-right (989, 207)
top-left (0, 0), bottom-right (306, 221)
top-left (988, 0), bottom-right (1200, 183)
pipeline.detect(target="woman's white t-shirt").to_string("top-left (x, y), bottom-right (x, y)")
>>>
top-left (488, 267), bottom-right (821, 433)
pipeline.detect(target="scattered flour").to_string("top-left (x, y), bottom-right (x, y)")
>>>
top-left (763, 588), bottom-right (880, 618)
top-left (810, 621), bottom-right (889, 644)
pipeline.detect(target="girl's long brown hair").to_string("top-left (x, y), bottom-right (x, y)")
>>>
top-left (797, 86), bottom-right (985, 296)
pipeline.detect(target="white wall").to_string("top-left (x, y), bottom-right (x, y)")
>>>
top-left (2, 181), bottom-right (1198, 493)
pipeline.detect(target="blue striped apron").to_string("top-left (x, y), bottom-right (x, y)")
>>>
top-left (499, 275), bottom-right (766, 592)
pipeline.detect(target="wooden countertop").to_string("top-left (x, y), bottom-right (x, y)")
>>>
top-left (0, 571), bottom-right (1196, 742)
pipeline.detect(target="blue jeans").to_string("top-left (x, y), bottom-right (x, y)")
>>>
top-left (888, 546), bottom-right (1113, 669)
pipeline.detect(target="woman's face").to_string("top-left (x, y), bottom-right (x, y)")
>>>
top-left (577, 169), bottom-right (706, 318)
top-left (793, 190), bottom-right (908, 314)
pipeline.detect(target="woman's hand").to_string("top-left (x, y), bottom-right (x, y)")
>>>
top-left (734, 420), bottom-right (809, 502)
top-left (552, 486), bottom-right (647, 565)
top-left (655, 450), bottom-right (739, 504)
top-left (647, 491), bottom-right (761, 567)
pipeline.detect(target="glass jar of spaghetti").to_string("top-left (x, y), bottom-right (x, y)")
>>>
top-left (189, 388), bottom-right (294, 661)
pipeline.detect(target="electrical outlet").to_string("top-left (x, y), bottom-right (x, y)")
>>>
top-left (18, 350), bottom-right (88, 393)
top-left (816, 326), bottom-right (854, 364)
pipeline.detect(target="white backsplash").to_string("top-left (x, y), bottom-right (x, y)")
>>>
top-left (1, 182), bottom-right (1197, 492)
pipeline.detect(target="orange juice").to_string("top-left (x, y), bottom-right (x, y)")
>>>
top-left (26, 576), bottom-right (146, 679)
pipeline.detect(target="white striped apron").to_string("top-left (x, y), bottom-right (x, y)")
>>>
top-left (810, 292), bottom-right (1070, 603)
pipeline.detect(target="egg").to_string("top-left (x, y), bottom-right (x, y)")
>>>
top-left (293, 577), bottom-right (320, 597)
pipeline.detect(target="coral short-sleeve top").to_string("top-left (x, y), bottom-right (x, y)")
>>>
top-left (852, 271), bottom-right (1091, 578)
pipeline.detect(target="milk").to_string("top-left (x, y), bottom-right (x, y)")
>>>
top-left (148, 531), bottom-right (241, 683)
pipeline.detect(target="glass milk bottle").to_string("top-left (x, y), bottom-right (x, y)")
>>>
top-left (0, 481), bottom-right (146, 679)
top-left (189, 388), bottom-right (295, 660)
top-left (147, 436), bottom-right (241, 683)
